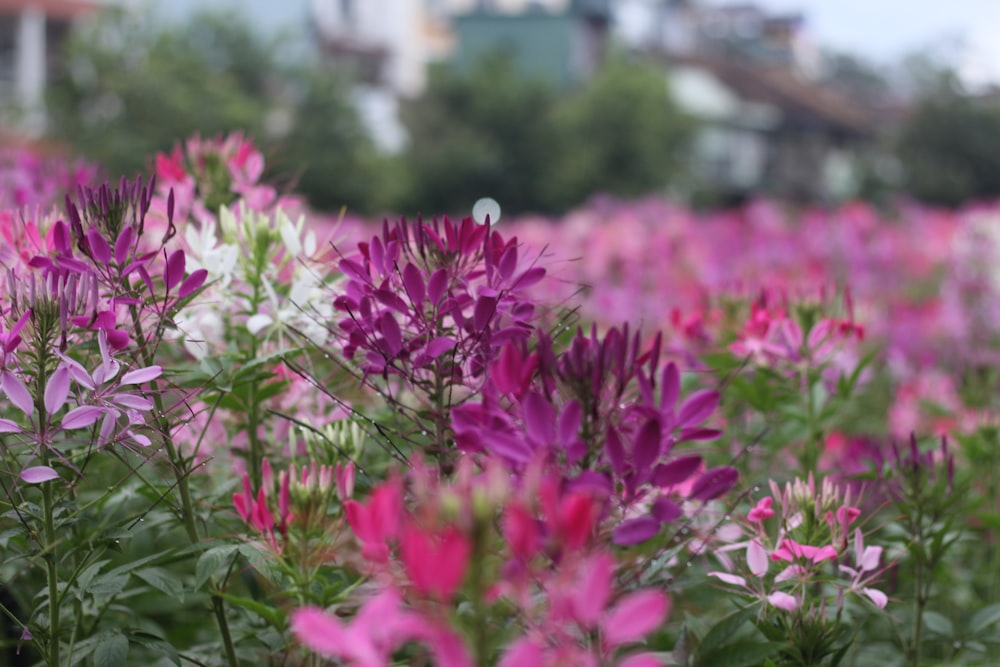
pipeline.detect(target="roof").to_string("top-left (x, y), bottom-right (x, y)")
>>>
top-left (669, 54), bottom-right (872, 137)
top-left (0, 0), bottom-right (102, 19)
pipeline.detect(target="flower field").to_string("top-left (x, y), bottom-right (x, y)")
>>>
top-left (0, 135), bottom-right (997, 666)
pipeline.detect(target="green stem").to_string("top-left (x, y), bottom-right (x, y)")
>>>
top-left (801, 368), bottom-right (822, 476)
top-left (130, 309), bottom-right (240, 667)
top-left (35, 351), bottom-right (60, 666)
top-left (41, 476), bottom-right (59, 667)
top-left (909, 508), bottom-right (925, 667)
top-left (468, 520), bottom-right (488, 664)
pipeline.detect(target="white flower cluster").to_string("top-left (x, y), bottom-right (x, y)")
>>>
top-left (173, 203), bottom-right (331, 359)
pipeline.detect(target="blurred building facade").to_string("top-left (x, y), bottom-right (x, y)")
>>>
top-left (612, 0), bottom-right (870, 202)
top-left (0, 0), bottom-right (114, 134)
top-left (309, 0), bottom-right (869, 201)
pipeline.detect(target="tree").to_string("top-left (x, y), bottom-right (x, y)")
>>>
top-left (47, 8), bottom-right (382, 214)
top-left (896, 93), bottom-right (1000, 206)
top-left (396, 53), bottom-right (697, 216)
top-left (396, 54), bottom-right (564, 217)
top-left (547, 57), bottom-right (696, 209)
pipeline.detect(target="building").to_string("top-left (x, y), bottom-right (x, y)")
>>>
top-left (0, 0), bottom-right (112, 134)
top-left (450, 0), bottom-right (611, 91)
top-left (666, 53), bottom-right (871, 202)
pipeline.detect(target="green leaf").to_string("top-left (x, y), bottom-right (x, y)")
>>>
top-left (238, 542), bottom-right (283, 584)
top-left (697, 607), bottom-right (756, 656)
top-left (923, 611), bottom-right (954, 638)
top-left (971, 604), bottom-right (1000, 636)
top-left (195, 544), bottom-right (239, 589)
top-left (128, 630), bottom-right (181, 667)
top-left (672, 625), bottom-right (692, 667)
top-left (103, 551), bottom-right (170, 579)
top-left (218, 592), bottom-right (286, 627)
top-left (92, 629), bottom-right (129, 667)
top-left (134, 567), bottom-right (185, 601)
top-left (89, 574), bottom-right (129, 606)
top-left (76, 559), bottom-right (111, 600)
top-left (696, 640), bottom-right (781, 667)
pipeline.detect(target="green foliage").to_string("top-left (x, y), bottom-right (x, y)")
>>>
top-left (396, 53), bottom-right (696, 216)
top-left (396, 54), bottom-right (563, 216)
top-left (896, 91), bottom-right (1000, 206)
top-left (47, 9), bottom-right (382, 214)
top-left (549, 57), bottom-right (697, 207)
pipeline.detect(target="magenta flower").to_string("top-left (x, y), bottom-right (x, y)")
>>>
top-left (748, 497), bottom-right (775, 522)
top-left (291, 589), bottom-right (430, 667)
top-left (399, 524), bottom-right (471, 603)
top-left (345, 477), bottom-right (404, 563)
top-left (770, 539), bottom-right (839, 565)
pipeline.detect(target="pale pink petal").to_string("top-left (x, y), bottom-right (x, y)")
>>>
top-left (113, 394), bottom-right (153, 411)
top-left (62, 406), bottom-right (104, 430)
top-left (119, 366), bottom-right (162, 386)
top-left (603, 590), bottom-right (670, 647)
top-left (21, 466), bottom-right (60, 484)
top-left (747, 539), bottom-right (769, 578)
top-left (708, 572), bottom-right (747, 587)
top-left (775, 565), bottom-right (806, 583)
top-left (862, 587), bottom-right (888, 609)
top-left (44, 366), bottom-right (70, 416)
top-left (2, 371), bottom-right (33, 416)
top-left (859, 546), bottom-right (882, 572)
top-left (0, 418), bottom-right (20, 433)
top-left (58, 353), bottom-right (94, 390)
top-left (767, 591), bottom-right (799, 611)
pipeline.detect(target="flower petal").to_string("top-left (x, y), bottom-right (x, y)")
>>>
top-left (747, 539), bottom-right (769, 578)
top-left (2, 371), bottom-right (33, 417)
top-left (612, 516), bottom-right (661, 545)
top-left (113, 394), bottom-right (153, 411)
top-left (290, 607), bottom-right (352, 657)
top-left (44, 366), bottom-right (71, 416)
top-left (21, 466), bottom-right (60, 484)
top-left (862, 587), bottom-right (888, 608)
top-left (119, 366), bottom-right (162, 385)
top-left (603, 590), bottom-right (670, 647)
top-left (246, 313), bottom-right (273, 336)
top-left (708, 572), bottom-right (747, 587)
top-left (767, 591), bottom-right (799, 611)
top-left (62, 406), bottom-right (104, 430)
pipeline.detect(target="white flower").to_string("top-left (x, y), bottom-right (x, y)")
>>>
top-left (185, 219), bottom-right (238, 288)
top-left (174, 306), bottom-right (225, 359)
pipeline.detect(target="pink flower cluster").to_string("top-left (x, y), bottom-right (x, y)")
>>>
top-left (292, 459), bottom-right (670, 667)
top-left (710, 476), bottom-right (888, 614)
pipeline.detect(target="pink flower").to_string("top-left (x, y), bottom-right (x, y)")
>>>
top-left (747, 497), bottom-right (774, 522)
top-left (400, 524), bottom-right (471, 602)
top-left (345, 477), bottom-right (404, 563)
top-left (770, 539), bottom-right (838, 564)
top-left (839, 529), bottom-right (888, 609)
top-left (291, 589), bottom-right (429, 667)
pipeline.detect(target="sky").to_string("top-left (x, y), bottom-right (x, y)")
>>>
top-left (151, 0), bottom-right (1000, 86)
top-left (753, 0), bottom-right (1000, 85)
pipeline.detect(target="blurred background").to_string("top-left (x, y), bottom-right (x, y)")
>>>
top-left (1, 0), bottom-right (998, 216)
